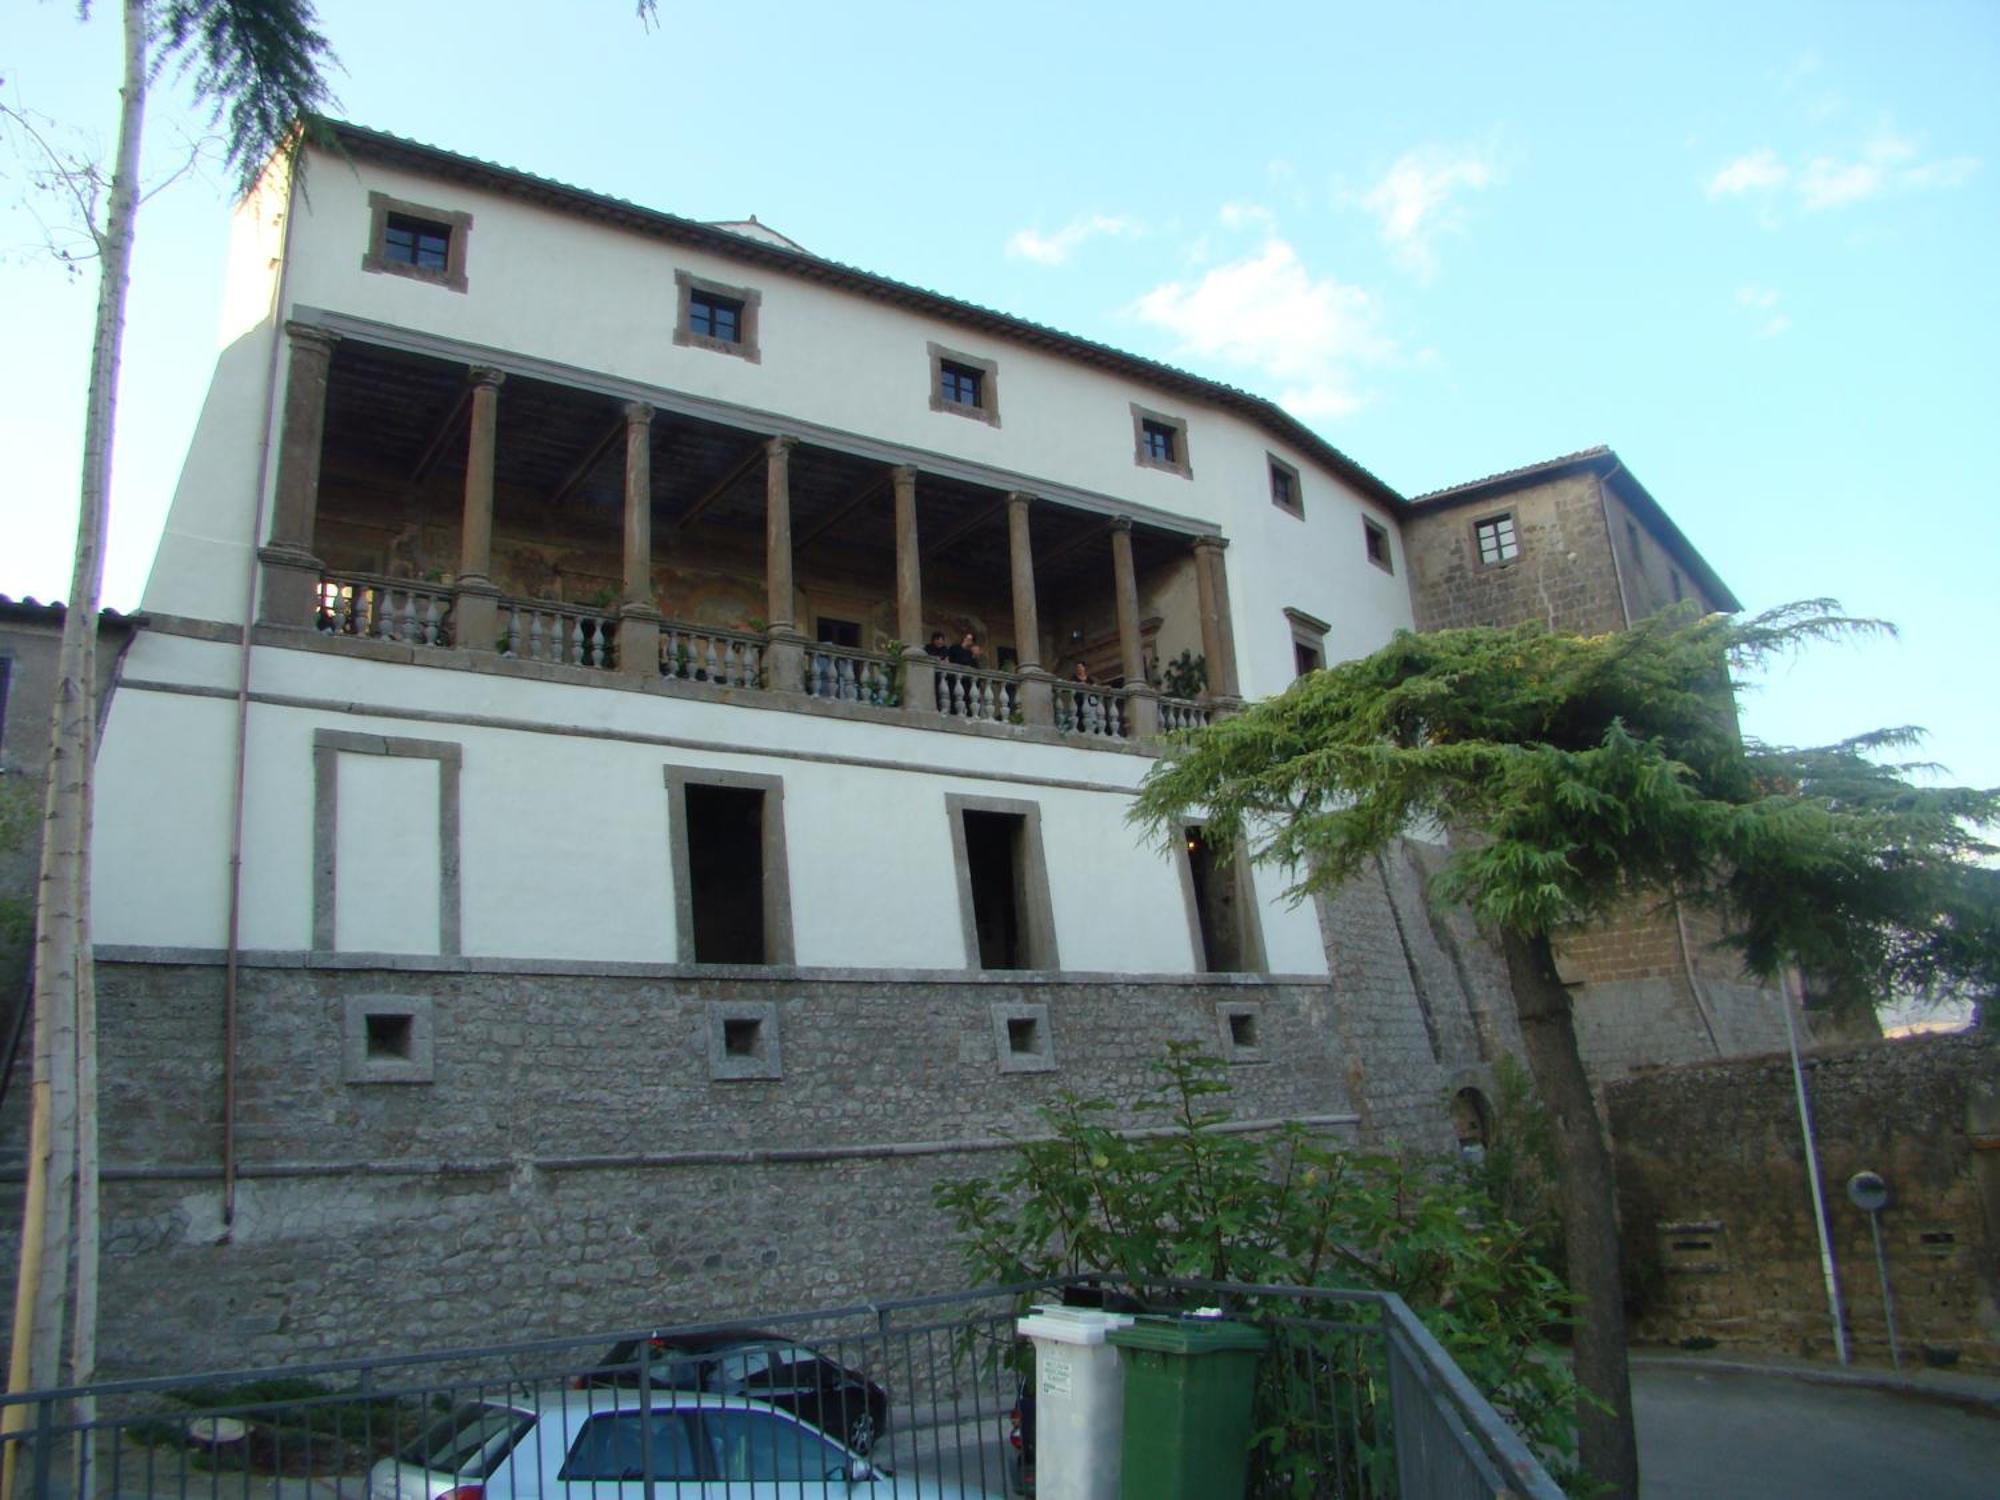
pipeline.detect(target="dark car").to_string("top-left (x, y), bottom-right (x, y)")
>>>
top-left (575, 1329), bottom-right (889, 1456)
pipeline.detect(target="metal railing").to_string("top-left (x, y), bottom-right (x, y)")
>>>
top-left (0, 1278), bottom-right (1563, 1500)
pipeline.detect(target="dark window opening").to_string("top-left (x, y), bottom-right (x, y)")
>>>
top-left (964, 810), bottom-right (1029, 969)
top-left (1186, 827), bottom-right (1250, 973)
top-left (814, 617), bottom-right (861, 648)
top-left (1474, 513), bottom-right (1519, 566)
top-left (1141, 420), bottom-right (1178, 464)
top-left (1270, 462), bottom-right (1299, 512)
top-left (686, 783), bottom-right (767, 963)
top-left (939, 360), bottom-right (983, 408)
top-left (364, 1012), bottom-right (414, 1061)
top-left (1227, 1010), bottom-right (1258, 1050)
top-left (1364, 517), bottom-right (1392, 571)
top-left (383, 213), bottom-right (451, 271)
top-left (1452, 1086), bottom-right (1493, 1156)
top-left (723, 1017), bottom-right (762, 1057)
top-left (689, 289), bottom-right (744, 344)
top-left (1294, 641), bottom-right (1322, 678)
top-left (1006, 1016), bottom-right (1039, 1054)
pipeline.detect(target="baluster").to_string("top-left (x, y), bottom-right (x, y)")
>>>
top-left (832, 655), bottom-right (851, 701)
top-left (1113, 695), bottom-right (1127, 737)
top-left (950, 672), bottom-right (967, 717)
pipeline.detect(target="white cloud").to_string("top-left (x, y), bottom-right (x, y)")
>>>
top-left (1706, 148), bottom-right (1790, 198)
top-left (1357, 146), bottom-right (1501, 280)
top-left (1735, 285), bottom-right (1791, 338)
top-left (1133, 238), bottom-right (1394, 421)
top-left (1707, 129), bottom-right (1979, 213)
top-left (1005, 214), bottom-right (1140, 266)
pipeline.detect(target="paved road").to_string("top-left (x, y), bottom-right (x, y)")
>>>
top-left (1634, 1363), bottom-right (1997, 1499)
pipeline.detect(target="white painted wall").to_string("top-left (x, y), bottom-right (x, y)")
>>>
top-left (333, 752), bottom-right (441, 953)
top-left (92, 635), bottom-right (1328, 975)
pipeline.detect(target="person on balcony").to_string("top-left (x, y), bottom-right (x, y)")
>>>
top-left (924, 631), bottom-right (950, 661)
top-left (1070, 660), bottom-right (1092, 686)
top-left (947, 631), bottom-right (983, 669)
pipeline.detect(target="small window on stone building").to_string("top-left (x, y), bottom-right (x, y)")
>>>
top-left (1268, 455), bottom-right (1303, 518)
top-left (1474, 512), bottom-right (1519, 566)
top-left (675, 270), bottom-right (763, 362)
top-left (948, 796), bottom-right (1058, 971)
top-left (667, 768), bottom-right (793, 965)
top-left (1363, 517), bottom-right (1393, 573)
top-left (1452, 1087), bottom-right (1493, 1158)
top-left (362, 192), bottom-right (471, 292)
top-left (815, 616), bottom-right (861, 648)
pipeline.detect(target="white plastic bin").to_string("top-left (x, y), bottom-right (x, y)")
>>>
top-left (1015, 1303), bottom-right (1138, 1500)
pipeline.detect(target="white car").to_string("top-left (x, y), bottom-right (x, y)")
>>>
top-left (369, 1389), bottom-right (994, 1499)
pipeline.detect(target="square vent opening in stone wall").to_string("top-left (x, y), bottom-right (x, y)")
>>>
top-left (1658, 1220), bottom-right (1727, 1275)
top-left (707, 1002), bottom-right (782, 1081)
top-left (991, 1002), bottom-right (1055, 1074)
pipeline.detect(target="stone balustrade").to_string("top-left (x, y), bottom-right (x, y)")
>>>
top-left (316, 573), bottom-right (453, 647)
top-left (803, 643), bottom-right (900, 706)
top-left (500, 598), bottom-right (617, 669)
top-left (1159, 696), bottom-right (1212, 732)
top-left (663, 623), bottom-right (762, 688)
top-left (936, 664), bottom-right (1020, 723)
top-left (1055, 684), bottom-right (1129, 739)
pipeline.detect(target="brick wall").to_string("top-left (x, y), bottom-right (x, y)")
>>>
top-left (1402, 473), bottom-right (1626, 635)
top-left (1609, 1030), bottom-right (1999, 1371)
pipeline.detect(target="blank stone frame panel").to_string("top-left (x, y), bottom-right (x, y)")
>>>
top-left (314, 730), bottom-right (462, 955)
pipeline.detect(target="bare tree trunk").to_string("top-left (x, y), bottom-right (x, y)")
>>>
top-left (1500, 927), bottom-right (1638, 1500)
top-left (2, 5), bottom-right (144, 1492)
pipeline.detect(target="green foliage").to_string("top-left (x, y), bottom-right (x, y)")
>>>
top-left (1161, 648), bottom-right (1208, 700)
top-left (933, 1045), bottom-right (1582, 1490)
top-left (140, 0), bottom-right (338, 193)
top-left (1463, 1055), bottom-right (1564, 1288)
top-left (1130, 603), bottom-right (1999, 1010)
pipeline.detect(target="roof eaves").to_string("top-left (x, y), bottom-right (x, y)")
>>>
top-left (312, 119), bottom-right (1406, 510)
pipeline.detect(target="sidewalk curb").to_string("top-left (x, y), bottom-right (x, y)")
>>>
top-left (1632, 1352), bottom-right (2000, 1419)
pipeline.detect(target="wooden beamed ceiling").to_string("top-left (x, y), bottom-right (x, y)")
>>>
top-left (320, 339), bottom-right (1199, 593)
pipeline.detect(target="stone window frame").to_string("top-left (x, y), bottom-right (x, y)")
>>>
top-left (340, 994), bottom-right (436, 1085)
top-left (673, 269), bottom-right (763, 363)
top-left (312, 729), bottom-right (463, 955)
top-left (1267, 454), bottom-right (1304, 518)
top-left (663, 765), bottom-right (795, 966)
top-left (1130, 403), bottom-right (1192, 479)
top-left (1471, 509), bottom-right (1521, 568)
top-left (1284, 606), bottom-right (1330, 679)
top-left (1214, 1001), bottom-right (1267, 1064)
top-left (705, 999), bottom-right (784, 1082)
top-left (927, 341), bottom-right (1002, 427)
top-left (990, 1001), bottom-right (1057, 1074)
top-left (1173, 817), bottom-right (1269, 976)
top-left (1362, 515), bottom-right (1394, 574)
top-left (361, 191), bottom-right (472, 294)
top-left (944, 793), bottom-right (1061, 972)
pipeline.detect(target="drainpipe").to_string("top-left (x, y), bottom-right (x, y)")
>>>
top-left (221, 152), bottom-right (302, 1232)
top-left (1783, 969), bottom-right (1849, 1363)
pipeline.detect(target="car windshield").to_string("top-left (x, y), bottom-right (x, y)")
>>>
top-left (397, 1404), bottom-right (533, 1476)
top-left (703, 1408), bottom-right (849, 1483)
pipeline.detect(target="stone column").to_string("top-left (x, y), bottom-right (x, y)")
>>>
top-left (1192, 536), bottom-right (1226, 699)
top-left (762, 435), bottom-right (805, 691)
top-left (453, 367), bottom-right (506, 652)
top-left (1008, 492), bottom-right (1053, 726)
top-left (618, 402), bottom-right (661, 681)
top-left (258, 322), bottom-right (340, 626)
top-left (1207, 536), bottom-right (1242, 702)
top-left (1111, 517), bottom-right (1159, 736)
top-left (892, 464), bottom-right (935, 715)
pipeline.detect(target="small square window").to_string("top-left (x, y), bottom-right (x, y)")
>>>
top-left (1284, 606), bottom-right (1330, 682)
top-left (1131, 404), bottom-right (1191, 478)
top-left (1216, 1002), bottom-right (1267, 1063)
top-left (341, 995), bottom-right (434, 1084)
top-left (675, 270), bottom-right (762, 362)
top-left (707, 1001), bottom-right (783, 1081)
top-left (991, 1002), bottom-right (1056, 1074)
top-left (362, 192), bottom-right (471, 293)
top-left (928, 343), bottom-right (1001, 425)
top-left (688, 289), bottom-right (743, 344)
top-left (1268, 456), bottom-right (1303, 517)
top-left (1363, 517), bottom-right (1393, 573)
top-left (1474, 512), bottom-right (1520, 566)
top-left (383, 213), bottom-right (451, 271)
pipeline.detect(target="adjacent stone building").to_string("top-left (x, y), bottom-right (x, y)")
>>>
top-left (0, 124), bottom-right (1781, 1373)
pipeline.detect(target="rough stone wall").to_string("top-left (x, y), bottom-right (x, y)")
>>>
top-left (0, 960), bottom-right (1358, 1374)
top-left (1401, 473), bottom-right (1626, 636)
top-left (1609, 1030), bottom-right (1998, 1371)
top-left (1315, 839), bottom-right (1525, 1152)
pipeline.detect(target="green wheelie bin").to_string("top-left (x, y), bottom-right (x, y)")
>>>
top-left (1106, 1316), bottom-right (1269, 1499)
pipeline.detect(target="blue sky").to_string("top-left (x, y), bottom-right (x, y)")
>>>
top-left (4, 0), bottom-right (1996, 789)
